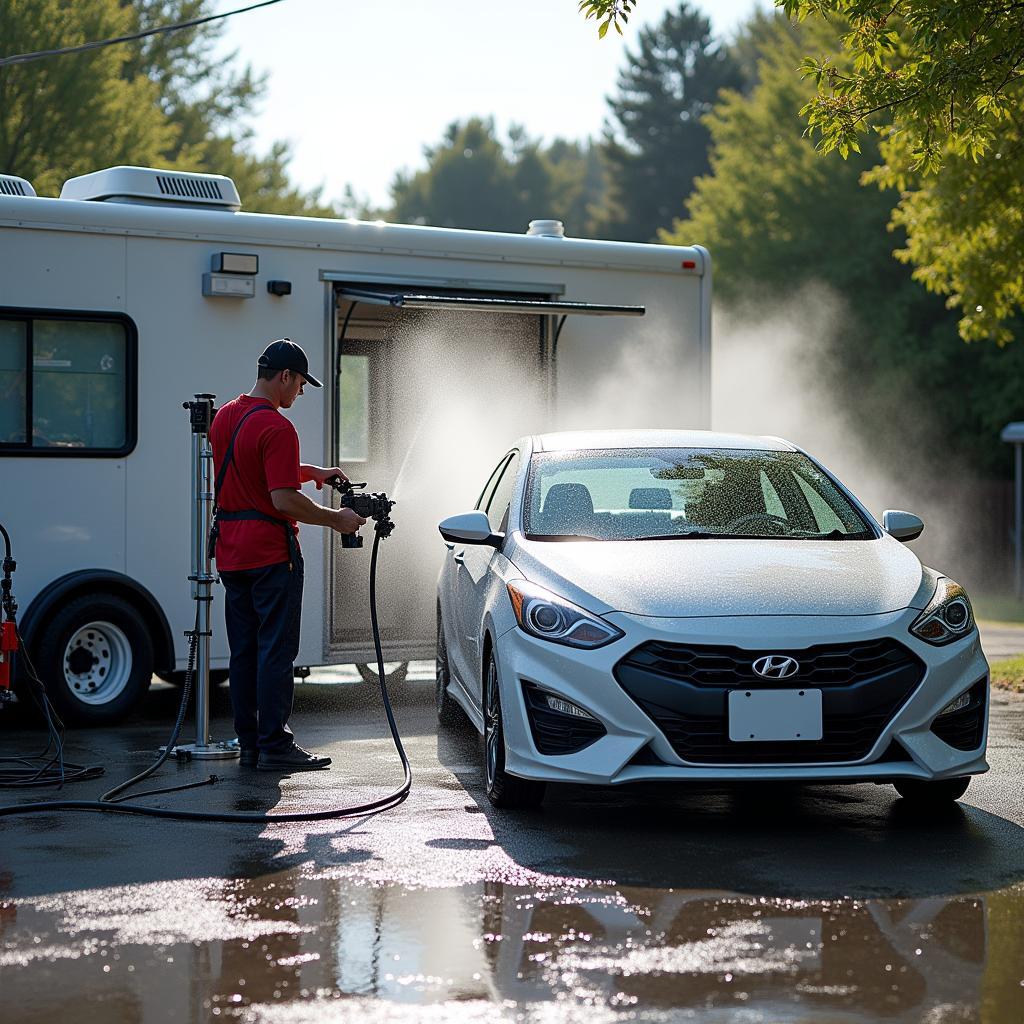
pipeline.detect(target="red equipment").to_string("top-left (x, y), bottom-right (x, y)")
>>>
top-left (0, 619), bottom-right (17, 695)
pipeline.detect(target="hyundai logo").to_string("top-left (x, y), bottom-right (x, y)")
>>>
top-left (752, 655), bottom-right (800, 679)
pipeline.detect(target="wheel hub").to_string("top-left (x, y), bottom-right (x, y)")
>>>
top-left (62, 621), bottom-right (133, 705)
top-left (67, 647), bottom-right (97, 675)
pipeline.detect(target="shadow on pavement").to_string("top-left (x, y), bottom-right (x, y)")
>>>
top-left (435, 713), bottom-right (1024, 901)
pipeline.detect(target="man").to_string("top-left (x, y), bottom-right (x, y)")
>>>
top-left (210, 339), bottom-right (366, 771)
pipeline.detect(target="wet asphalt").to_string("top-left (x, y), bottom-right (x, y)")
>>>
top-left (1, 677), bottom-right (1023, 1024)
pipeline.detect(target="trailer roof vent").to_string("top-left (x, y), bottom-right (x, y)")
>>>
top-left (527, 219), bottom-right (565, 238)
top-left (60, 166), bottom-right (241, 211)
top-left (0, 174), bottom-right (36, 197)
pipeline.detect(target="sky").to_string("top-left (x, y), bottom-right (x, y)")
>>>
top-left (211, 0), bottom-right (764, 209)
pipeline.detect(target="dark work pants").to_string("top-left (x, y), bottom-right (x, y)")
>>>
top-left (220, 555), bottom-right (303, 754)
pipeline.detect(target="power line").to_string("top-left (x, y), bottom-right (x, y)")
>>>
top-left (0, 0), bottom-right (288, 69)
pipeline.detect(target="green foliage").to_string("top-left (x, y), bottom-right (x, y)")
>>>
top-left (779, 0), bottom-right (1024, 343)
top-left (597, 3), bottom-right (742, 241)
top-left (0, 0), bottom-right (328, 215)
top-left (987, 655), bottom-right (1024, 692)
top-left (389, 118), bottom-right (606, 236)
top-left (0, 0), bottom-right (175, 196)
top-left (579, 0), bottom-right (637, 38)
top-left (664, 13), bottom-right (1024, 476)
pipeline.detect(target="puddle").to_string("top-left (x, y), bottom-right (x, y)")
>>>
top-left (1, 873), bottom-right (1022, 1023)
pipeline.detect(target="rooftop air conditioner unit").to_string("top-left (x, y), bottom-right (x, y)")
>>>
top-left (60, 166), bottom-right (241, 211)
top-left (0, 174), bottom-right (37, 197)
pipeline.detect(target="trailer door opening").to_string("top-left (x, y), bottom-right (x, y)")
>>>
top-left (328, 284), bottom-right (646, 659)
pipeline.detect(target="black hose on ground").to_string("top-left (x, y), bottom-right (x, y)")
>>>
top-left (0, 525), bottom-right (411, 822)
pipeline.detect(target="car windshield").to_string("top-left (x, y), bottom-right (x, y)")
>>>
top-left (523, 448), bottom-right (874, 541)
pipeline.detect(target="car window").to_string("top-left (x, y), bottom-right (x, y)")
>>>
top-left (760, 470), bottom-right (787, 520)
top-left (792, 471), bottom-right (847, 533)
top-left (486, 451), bottom-right (519, 532)
top-left (525, 448), bottom-right (873, 541)
top-left (476, 454), bottom-right (511, 511)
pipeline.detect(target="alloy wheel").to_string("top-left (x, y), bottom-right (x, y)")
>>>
top-left (485, 657), bottom-right (501, 788)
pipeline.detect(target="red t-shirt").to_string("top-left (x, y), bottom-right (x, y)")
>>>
top-left (210, 395), bottom-right (301, 571)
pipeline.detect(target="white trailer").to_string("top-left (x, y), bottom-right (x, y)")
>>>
top-left (0, 165), bottom-right (711, 723)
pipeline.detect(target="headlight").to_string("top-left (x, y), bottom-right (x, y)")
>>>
top-left (506, 580), bottom-right (624, 649)
top-left (910, 578), bottom-right (975, 646)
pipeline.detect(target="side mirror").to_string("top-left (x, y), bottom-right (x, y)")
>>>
top-left (439, 511), bottom-right (504, 548)
top-left (882, 509), bottom-right (924, 542)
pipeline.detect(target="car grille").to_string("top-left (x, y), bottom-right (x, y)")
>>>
top-left (615, 638), bottom-right (925, 765)
top-left (622, 637), bottom-right (921, 688)
top-left (930, 680), bottom-right (987, 751)
top-left (522, 683), bottom-right (606, 755)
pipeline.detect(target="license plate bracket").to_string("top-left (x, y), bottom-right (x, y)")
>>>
top-left (728, 688), bottom-right (823, 742)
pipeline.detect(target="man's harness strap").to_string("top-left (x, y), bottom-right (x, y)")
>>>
top-left (209, 403), bottom-right (299, 571)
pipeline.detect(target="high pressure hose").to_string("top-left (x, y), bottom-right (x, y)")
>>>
top-left (0, 524), bottom-right (411, 822)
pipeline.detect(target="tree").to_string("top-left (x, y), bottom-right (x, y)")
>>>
top-left (0, 0), bottom-right (330, 215)
top-left (579, 0), bottom-right (638, 39)
top-left (663, 13), bottom-right (1024, 476)
top-left (597, 3), bottom-right (741, 241)
top-left (780, 0), bottom-right (1024, 344)
top-left (388, 118), bottom-right (606, 236)
top-left (0, 0), bottom-right (175, 196)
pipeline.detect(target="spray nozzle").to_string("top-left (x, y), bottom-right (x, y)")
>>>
top-left (328, 477), bottom-right (396, 547)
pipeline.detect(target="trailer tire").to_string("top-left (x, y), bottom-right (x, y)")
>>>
top-left (34, 594), bottom-right (154, 725)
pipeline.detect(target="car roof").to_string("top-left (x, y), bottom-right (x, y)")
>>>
top-left (529, 429), bottom-right (798, 453)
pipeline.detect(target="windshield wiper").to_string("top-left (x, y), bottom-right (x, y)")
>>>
top-left (634, 531), bottom-right (718, 540)
top-left (791, 529), bottom-right (875, 541)
top-left (525, 533), bottom-right (602, 542)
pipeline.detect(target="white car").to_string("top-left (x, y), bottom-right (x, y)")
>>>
top-left (435, 430), bottom-right (989, 809)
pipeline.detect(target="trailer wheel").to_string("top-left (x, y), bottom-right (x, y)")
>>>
top-left (356, 662), bottom-right (408, 687)
top-left (34, 594), bottom-right (154, 725)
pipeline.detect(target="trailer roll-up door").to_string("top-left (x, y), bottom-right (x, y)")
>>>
top-left (335, 286), bottom-right (646, 319)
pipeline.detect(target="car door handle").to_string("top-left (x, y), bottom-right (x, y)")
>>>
top-left (453, 551), bottom-right (466, 565)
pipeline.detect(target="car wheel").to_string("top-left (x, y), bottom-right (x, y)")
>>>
top-left (893, 776), bottom-right (970, 805)
top-left (483, 651), bottom-right (545, 809)
top-left (33, 593), bottom-right (154, 725)
top-left (356, 661), bottom-right (408, 687)
top-left (436, 606), bottom-right (461, 727)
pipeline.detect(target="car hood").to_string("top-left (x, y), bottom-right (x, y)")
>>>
top-left (506, 535), bottom-right (928, 617)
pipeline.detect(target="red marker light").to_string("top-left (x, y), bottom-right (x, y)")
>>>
top-left (681, 260), bottom-right (697, 269)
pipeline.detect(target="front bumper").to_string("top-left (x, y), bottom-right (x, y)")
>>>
top-left (494, 608), bottom-right (990, 785)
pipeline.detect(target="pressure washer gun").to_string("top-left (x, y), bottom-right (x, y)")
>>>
top-left (0, 523), bottom-right (19, 709)
top-left (328, 478), bottom-right (397, 547)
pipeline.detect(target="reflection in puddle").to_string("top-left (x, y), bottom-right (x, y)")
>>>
top-left (0, 874), bottom-right (1020, 1023)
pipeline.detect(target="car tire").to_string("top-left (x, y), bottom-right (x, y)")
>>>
top-left (356, 661), bottom-right (408, 687)
top-left (893, 776), bottom-right (970, 805)
top-left (436, 606), bottom-right (461, 727)
top-left (33, 593), bottom-right (154, 726)
top-left (483, 651), bottom-right (545, 809)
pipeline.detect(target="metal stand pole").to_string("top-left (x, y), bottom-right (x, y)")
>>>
top-left (1016, 443), bottom-right (1022, 600)
top-left (171, 394), bottom-right (238, 761)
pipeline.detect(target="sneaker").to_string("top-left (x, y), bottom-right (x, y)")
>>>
top-left (257, 744), bottom-right (332, 772)
top-left (239, 749), bottom-right (259, 768)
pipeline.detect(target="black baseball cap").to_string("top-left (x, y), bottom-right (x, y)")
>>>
top-left (257, 338), bottom-right (323, 388)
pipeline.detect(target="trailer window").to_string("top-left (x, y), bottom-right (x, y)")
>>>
top-left (338, 354), bottom-right (369, 462)
top-left (0, 321), bottom-right (27, 444)
top-left (0, 311), bottom-right (136, 456)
